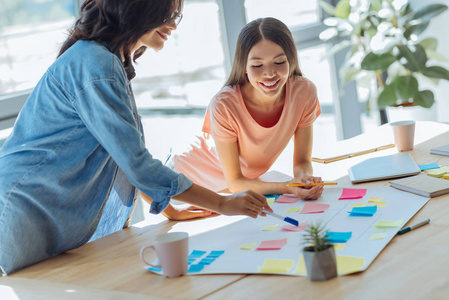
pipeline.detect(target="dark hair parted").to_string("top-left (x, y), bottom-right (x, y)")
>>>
top-left (224, 17), bottom-right (302, 87)
top-left (58, 0), bottom-right (183, 71)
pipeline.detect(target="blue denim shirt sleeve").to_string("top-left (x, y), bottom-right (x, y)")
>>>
top-left (68, 58), bottom-right (192, 214)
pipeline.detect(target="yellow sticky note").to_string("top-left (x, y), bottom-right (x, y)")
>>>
top-left (258, 258), bottom-right (294, 273)
top-left (443, 174), bottom-right (449, 180)
top-left (294, 255), bottom-right (307, 275)
top-left (262, 224), bottom-right (279, 231)
top-left (286, 207), bottom-right (302, 213)
top-left (240, 243), bottom-right (257, 250)
top-left (352, 203), bottom-right (367, 208)
top-left (370, 233), bottom-right (388, 240)
top-left (294, 255), bottom-right (364, 276)
top-left (336, 255), bottom-right (365, 275)
top-left (266, 197), bottom-right (276, 206)
top-left (333, 243), bottom-right (346, 251)
top-left (368, 197), bottom-right (384, 202)
top-left (371, 201), bottom-right (387, 208)
top-left (373, 217), bottom-right (403, 228)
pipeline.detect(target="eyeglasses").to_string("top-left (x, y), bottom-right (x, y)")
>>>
top-left (164, 12), bottom-right (183, 26)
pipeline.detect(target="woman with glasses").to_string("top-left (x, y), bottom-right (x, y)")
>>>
top-left (0, 0), bottom-right (270, 276)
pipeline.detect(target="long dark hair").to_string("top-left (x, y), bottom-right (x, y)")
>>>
top-left (58, 0), bottom-right (183, 71)
top-left (224, 17), bottom-right (302, 87)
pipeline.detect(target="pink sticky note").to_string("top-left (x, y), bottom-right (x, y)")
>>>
top-left (299, 202), bottom-right (330, 214)
top-left (256, 238), bottom-right (288, 250)
top-left (339, 188), bottom-right (367, 200)
top-left (282, 221), bottom-right (309, 232)
top-left (276, 195), bottom-right (300, 203)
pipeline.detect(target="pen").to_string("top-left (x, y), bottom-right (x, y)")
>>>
top-left (397, 218), bottom-right (430, 235)
top-left (287, 182), bottom-right (337, 187)
top-left (263, 209), bottom-right (299, 227)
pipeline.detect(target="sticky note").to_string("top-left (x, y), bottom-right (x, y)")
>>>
top-left (326, 231), bottom-right (352, 243)
top-left (189, 250), bottom-right (206, 258)
top-left (419, 163), bottom-right (439, 171)
top-left (299, 202), bottom-right (330, 214)
top-left (348, 205), bottom-right (377, 216)
top-left (352, 203), bottom-right (367, 208)
top-left (444, 174), bottom-right (449, 180)
top-left (427, 167), bottom-right (449, 177)
top-left (256, 238), bottom-right (288, 250)
top-left (207, 250), bottom-right (225, 258)
top-left (372, 201), bottom-right (387, 208)
top-left (333, 243), bottom-right (346, 251)
top-left (188, 258), bottom-right (196, 264)
top-left (368, 197), bottom-right (383, 202)
top-left (339, 188), bottom-right (367, 200)
top-left (262, 224), bottom-right (279, 231)
top-left (335, 255), bottom-right (365, 275)
top-left (373, 217), bottom-right (403, 228)
top-left (188, 264), bottom-right (204, 273)
top-left (266, 197), bottom-right (276, 206)
top-left (282, 221), bottom-right (308, 232)
top-left (199, 258), bottom-right (215, 265)
top-left (148, 266), bottom-right (162, 272)
top-left (258, 258), bottom-right (294, 273)
top-left (240, 243), bottom-right (257, 250)
top-left (286, 207), bottom-right (302, 213)
top-left (276, 195), bottom-right (300, 203)
top-left (370, 233), bottom-right (388, 240)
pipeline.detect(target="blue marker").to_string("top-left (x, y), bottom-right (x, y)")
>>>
top-left (263, 209), bottom-right (299, 226)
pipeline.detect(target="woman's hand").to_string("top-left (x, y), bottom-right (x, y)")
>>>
top-left (287, 175), bottom-right (324, 200)
top-left (162, 203), bottom-right (217, 221)
top-left (218, 190), bottom-right (273, 219)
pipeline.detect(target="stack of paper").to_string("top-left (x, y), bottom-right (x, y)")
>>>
top-left (430, 144), bottom-right (449, 156)
top-left (389, 175), bottom-right (449, 198)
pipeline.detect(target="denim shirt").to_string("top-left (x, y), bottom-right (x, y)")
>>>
top-left (0, 40), bottom-right (192, 275)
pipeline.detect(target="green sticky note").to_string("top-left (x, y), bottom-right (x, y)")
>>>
top-left (266, 197), bottom-right (276, 206)
top-left (370, 233), bottom-right (388, 240)
top-left (240, 243), bottom-right (257, 250)
top-left (286, 207), bottom-right (302, 213)
top-left (373, 217), bottom-right (403, 228)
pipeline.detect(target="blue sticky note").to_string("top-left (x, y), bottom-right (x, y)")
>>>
top-left (419, 163), bottom-right (440, 171)
top-left (325, 231), bottom-right (352, 243)
top-left (188, 264), bottom-right (204, 273)
top-left (189, 250), bottom-right (207, 258)
top-left (199, 258), bottom-right (215, 265)
top-left (148, 266), bottom-right (162, 272)
top-left (348, 205), bottom-right (377, 216)
top-left (208, 250), bottom-right (225, 258)
top-left (188, 258), bottom-right (196, 264)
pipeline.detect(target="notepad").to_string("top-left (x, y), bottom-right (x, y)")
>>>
top-left (348, 153), bottom-right (420, 183)
top-left (389, 174), bottom-right (449, 198)
top-left (430, 144), bottom-right (449, 156)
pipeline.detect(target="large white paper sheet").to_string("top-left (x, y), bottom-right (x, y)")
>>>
top-left (147, 186), bottom-right (429, 276)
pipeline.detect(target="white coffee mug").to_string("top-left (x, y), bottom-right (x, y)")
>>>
top-left (140, 232), bottom-right (189, 277)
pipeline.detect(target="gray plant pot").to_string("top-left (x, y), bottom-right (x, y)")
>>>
top-left (303, 245), bottom-right (337, 281)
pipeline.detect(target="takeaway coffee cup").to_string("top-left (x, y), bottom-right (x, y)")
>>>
top-left (391, 120), bottom-right (415, 152)
top-left (140, 232), bottom-right (189, 277)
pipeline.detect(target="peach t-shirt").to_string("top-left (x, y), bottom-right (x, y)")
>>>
top-left (173, 76), bottom-right (321, 191)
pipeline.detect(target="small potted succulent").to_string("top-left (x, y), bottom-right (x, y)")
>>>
top-left (303, 221), bottom-right (337, 281)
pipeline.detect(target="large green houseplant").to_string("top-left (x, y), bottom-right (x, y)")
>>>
top-left (319, 0), bottom-right (449, 124)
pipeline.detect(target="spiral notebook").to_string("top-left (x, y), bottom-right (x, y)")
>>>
top-left (348, 153), bottom-right (421, 183)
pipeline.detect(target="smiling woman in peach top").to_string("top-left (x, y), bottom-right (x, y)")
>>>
top-left (172, 17), bottom-right (323, 200)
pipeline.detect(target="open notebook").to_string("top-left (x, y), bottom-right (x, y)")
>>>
top-left (348, 153), bottom-right (421, 183)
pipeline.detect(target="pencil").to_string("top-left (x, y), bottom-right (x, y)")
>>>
top-left (287, 182), bottom-right (338, 187)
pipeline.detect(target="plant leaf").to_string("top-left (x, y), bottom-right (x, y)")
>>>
top-left (397, 45), bottom-right (428, 72)
top-left (335, 0), bottom-right (351, 19)
top-left (411, 4), bottom-right (448, 23)
top-left (361, 52), bottom-right (396, 71)
top-left (319, 0), bottom-right (336, 16)
top-left (404, 22), bottom-right (430, 39)
top-left (394, 75), bottom-right (418, 101)
top-left (419, 37), bottom-right (438, 51)
top-left (421, 66), bottom-right (449, 81)
top-left (378, 82), bottom-right (398, 108)
top-left (412, 90), bottom-right (435, 108)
